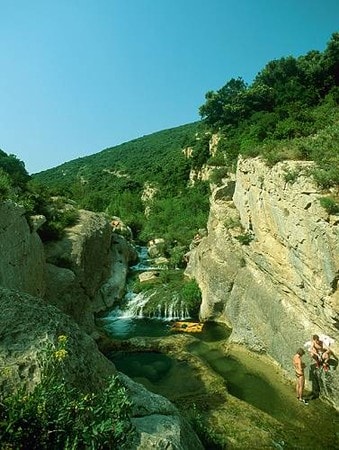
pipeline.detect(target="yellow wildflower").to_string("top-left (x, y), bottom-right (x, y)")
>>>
top-left (57, 335), bottom-right (68, 345)
top-left (54, 349), bottom-right (68, 361)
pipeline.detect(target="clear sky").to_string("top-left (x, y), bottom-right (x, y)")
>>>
top-left (0, 0), bottom-right (338, 174)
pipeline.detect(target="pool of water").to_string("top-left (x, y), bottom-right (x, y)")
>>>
top-left (97, 316), bottom-right (230, 342)
top-left (101, 314), bottom-right (339, 449)
top-left (97, 316), bottom-right (172, 339)
top-left (188, 342), bottom-right (287, 419)
top-left (109, 342), bottom-right (286, 420)
top-left (110, 350), bottom-right (206, 399)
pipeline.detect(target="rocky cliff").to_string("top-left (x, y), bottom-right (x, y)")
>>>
top-left (43, 210), bottom-right (138, 333)
top-left (186, 156), bottom-right (339, 408)
top-left (0, 201), bottom-right (46, 297)
top-left (0, 201), bottom-right (200, 448)
top-left (0, 204), bottom-right (137, 334)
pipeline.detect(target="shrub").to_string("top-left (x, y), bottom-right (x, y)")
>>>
top-left (312, 167), bottom-right (339, 189)
top-left (0, 335), bottom-right (133, 449)
top-left (319, 196), bottom-right (339, 214)
top-left (235, 231), bottom-right (254, 245)
top-left (283, 169), bottom-right (300, 184)
top-left (224, 217), bottom-right (241, 229)
top-left (209, 167), bottom-right (228, 186)
top-left (0, 168), bottom-right (12, 200)
top-left (38, 207), bottom-right (80, 242)
top-left (180, 279), bottom-right (202, 318)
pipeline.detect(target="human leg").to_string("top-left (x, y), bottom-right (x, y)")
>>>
top-left (296, 373), bottom-right (304, 399)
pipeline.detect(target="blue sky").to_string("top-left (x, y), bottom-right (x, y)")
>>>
top-left (0, 0), bottom-right (338, 174)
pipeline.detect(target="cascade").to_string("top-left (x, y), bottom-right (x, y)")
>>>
top-left (102, 246), bottom-right (191, 329)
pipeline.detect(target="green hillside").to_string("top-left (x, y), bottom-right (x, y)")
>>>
top-left (34, 122), bottom-right (199, 192)
top-left (33, 121), bottom-right (211, 251)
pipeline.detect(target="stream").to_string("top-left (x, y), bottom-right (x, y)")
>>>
top-left (97, 246), bottom-right (339, 449)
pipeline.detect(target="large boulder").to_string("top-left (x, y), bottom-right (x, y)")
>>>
top-left (0, 286), bottom-right (115, 395)
top-left (44, 212), bottom-right (138, 332)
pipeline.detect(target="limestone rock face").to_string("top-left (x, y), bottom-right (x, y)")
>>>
top-left (0, 201), bottom-right (46, 297)
top-left (43, 212), bottom-right (137, 332)
top-left (96, 232), bottom-right (138, 312)
top-left (0, 201), bottom-right (138, 333)
top-left (186, 157), bottom-right (339, 408)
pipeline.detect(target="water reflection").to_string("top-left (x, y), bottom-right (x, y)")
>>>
top-left (98, 316), bottom-right (231, 342)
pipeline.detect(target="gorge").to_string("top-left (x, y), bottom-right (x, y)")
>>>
top-left (0, 152), bottom-right (338, 449)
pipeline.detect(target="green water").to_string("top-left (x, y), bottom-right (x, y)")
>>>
top-left (103, 318), bottom-right (339, 449)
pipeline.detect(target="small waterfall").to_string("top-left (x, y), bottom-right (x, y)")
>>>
top-left (100, 246), bottom-right (192, 335)
top-left (110, 291), bottom-right (190, 321)
top-left (118, 291), bottom-right (155, 318)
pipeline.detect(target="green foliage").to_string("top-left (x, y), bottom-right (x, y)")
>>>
top-left (208, 167), bottom-right (228, 186)
top-left (139, 181), bottom-right (210, 246)
top-left (168, 244), bottom-right (187, 269)
top-left (37, 201), bottom-right (80, 242)
top-left (199, 77), bottom-right (249, 129)
top-left (0, 336), bottom-right (133, 449)
top-left (235, 231), bottom-right (254, 245)
top-left (190, 133), bottom-right (211, 169)
top-left (0, 168), bottom-right (12, 200)
top-left (319, 197), bottom-right (339, 215)
top-left (224, 217), bottom-right (241, 229)
top-left (106, 191), bottom-right (144, 236)
top-left (32, 123), bottom-right (203, 246)
top-left (198, 32), bottom-right (339, 181)
top-left (180, 279), bottom-right (202, 317)
top-left (312, 168), bottom-right (339, 189)
top-left (283, 168), bottom-right (300, 184)
top-left (0, 149), bottom-right (30, 189)
top-left (33, 123), bottom-right (199, 204)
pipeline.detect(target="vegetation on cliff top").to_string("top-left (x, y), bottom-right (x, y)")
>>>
top-left (198, 32), bottom-right (339, 185)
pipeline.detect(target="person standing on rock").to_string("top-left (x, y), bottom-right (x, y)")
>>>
top-left (293, 348), bottom-right (308, 404)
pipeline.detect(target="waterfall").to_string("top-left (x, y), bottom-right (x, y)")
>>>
top-left (110, 291), bottom-right (190, 321)
top-left (101, 246), bottom-right (192, 329)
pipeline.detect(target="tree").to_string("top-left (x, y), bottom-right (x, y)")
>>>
top-left (0, 150), bottom-right (30, 188)
top-left (199, 78), bottom-right (248, 128)
top-left (322, 32), bottom-right (339, 87)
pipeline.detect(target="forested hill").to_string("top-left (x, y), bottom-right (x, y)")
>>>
top-left (33, 121), bottom-right (210, 246)
top-left (34, 122), bottom-right (199, 194)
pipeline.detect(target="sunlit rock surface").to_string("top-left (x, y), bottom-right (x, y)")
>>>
top-left (186, 156), bottom-right (339, 408)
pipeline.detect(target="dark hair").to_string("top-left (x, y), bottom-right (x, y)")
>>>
top-left (297, 348), bottom-right (305, 356)
top-left (312, 334), bottom-right (319, 340)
